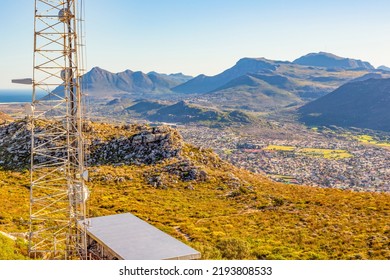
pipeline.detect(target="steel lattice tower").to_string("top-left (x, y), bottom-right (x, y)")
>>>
top-left (29, 0), bottom-right (88, 259)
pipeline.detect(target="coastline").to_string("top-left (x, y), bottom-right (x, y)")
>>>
top-left (0, 90), bottom-right (44, 103)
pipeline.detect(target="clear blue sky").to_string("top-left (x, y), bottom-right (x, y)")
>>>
top-left (1, 0), bottom-right (390, 88)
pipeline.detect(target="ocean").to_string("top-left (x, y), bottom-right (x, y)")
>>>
top-left (0, 90), bottom-right (45, 103)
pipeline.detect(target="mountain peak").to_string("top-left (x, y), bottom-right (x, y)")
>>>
top-left (313, 51), bottom-right (341, 58)
top-left (122, 69), bottom-right (134, 74)
top-left (173, 57), bottom-right (280, 94)
top-left (235, 57), bottom-right (278, 68)
top-left (293, 52), bottom-right (374, 70)
top-left (90, 66), bottom-right (111, 73)
top-left (377, 65), bottom-right (390, 72)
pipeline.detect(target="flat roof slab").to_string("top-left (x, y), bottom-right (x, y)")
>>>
top-left (85, 213), bottom-right (200, 260)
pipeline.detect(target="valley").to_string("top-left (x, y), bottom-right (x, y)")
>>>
top-left (179, 121), bottom-right (390, 192)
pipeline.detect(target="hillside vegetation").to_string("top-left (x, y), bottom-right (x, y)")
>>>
top-left (0, 121), bottom-right (389, 260)
top-left (124, 100), bottom-right (254, 126)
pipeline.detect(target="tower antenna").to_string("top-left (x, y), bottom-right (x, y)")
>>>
top-left (29, 0), bottom-right (88, 260)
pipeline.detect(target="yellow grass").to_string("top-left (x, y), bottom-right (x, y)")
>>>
top-left (264, 145), bottom-right (352, 160)
top-left (298, 148), bottom-right (353, 159)
top-left (355, 135), bottom-right (390, 148)
top-left (1, 161), bottom-right (389, 260)
top-left (264, 145), bottom-right (296, 151)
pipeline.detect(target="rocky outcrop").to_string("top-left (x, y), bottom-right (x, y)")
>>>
top-left (0, 120), bottom-right (218, 188)
top-left (0, 120), bottom-right (185, 169)
top-left (89, 126), bottom-right (183, 165)
top-left (145, 160), bottom-right (209, 189)
top-left (0, 120), bottom-right (73, 169)
top-left (0, 121), bottom-right (31, 169)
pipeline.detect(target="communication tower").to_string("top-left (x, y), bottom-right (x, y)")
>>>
top-left (29, 0), bottom-right (88, 259)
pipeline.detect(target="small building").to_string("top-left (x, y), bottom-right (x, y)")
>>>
top-left (83, 213), bottom-right (200, 260)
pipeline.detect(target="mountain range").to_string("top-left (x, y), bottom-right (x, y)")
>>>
top-left (75, 52), bottom-right (388, 111)
top-left (298, 78), bottom-right (390, 132)
top-left (177, 53), bottom-right (387, 110)
top-left (174, 52), bottom-right (374, 95)
top-left (79, 67), bottom-right (193, 97)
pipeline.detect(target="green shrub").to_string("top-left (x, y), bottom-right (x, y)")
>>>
top-left (216, 237), bottom-right (250, 259)
top-left (0, 235), bottom-right (28, 260)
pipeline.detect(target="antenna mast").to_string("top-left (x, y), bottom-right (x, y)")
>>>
top-left (29, 0), bottom-right (88, 259)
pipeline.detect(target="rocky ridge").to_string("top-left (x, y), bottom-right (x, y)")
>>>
top-left (0, 120), bottom-right (220, 185)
